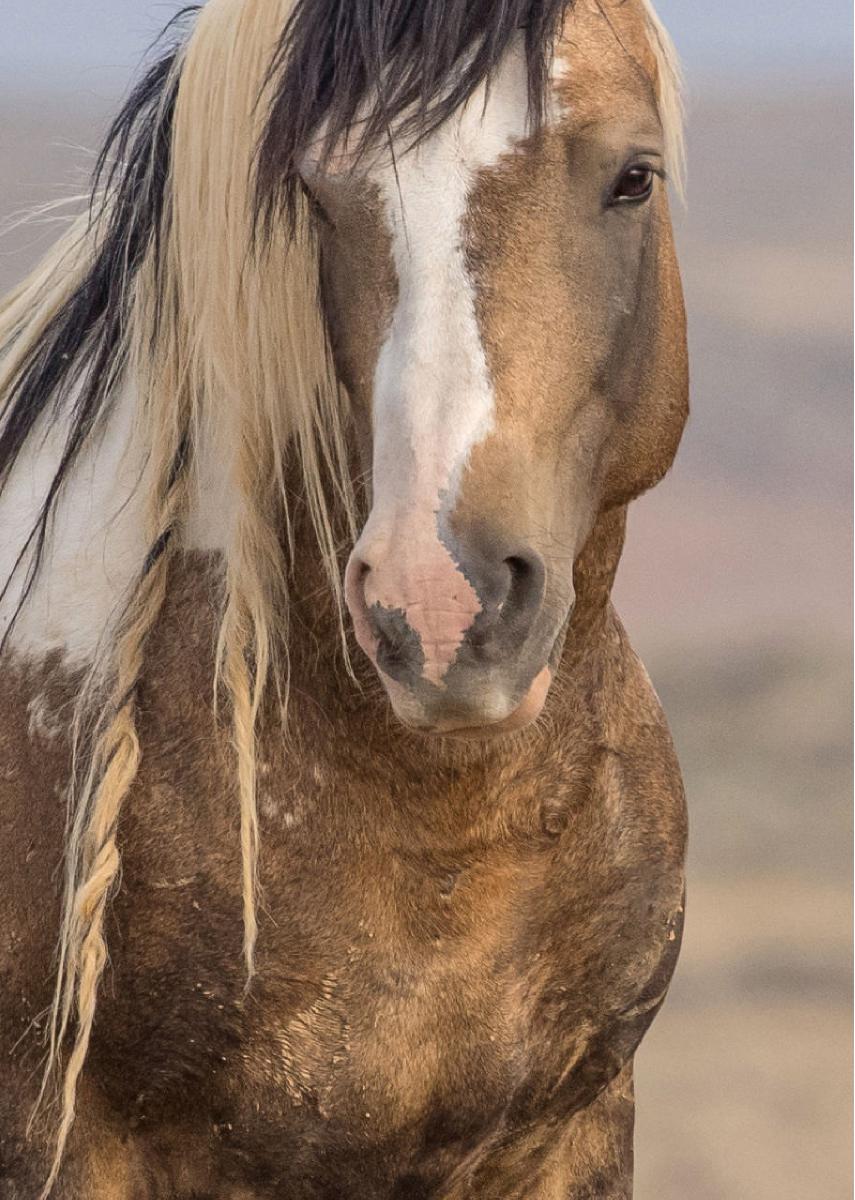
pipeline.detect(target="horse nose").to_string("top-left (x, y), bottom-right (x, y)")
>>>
top-left (345, 532), bottom-right (546, 685)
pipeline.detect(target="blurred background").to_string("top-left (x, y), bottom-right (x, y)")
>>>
top-left (1, 2), bottom-right (851, 1196)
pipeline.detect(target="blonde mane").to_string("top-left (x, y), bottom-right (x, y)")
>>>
top-left (0, 1), bottom-right (682, 1192)
top-left (2, 1), bottom-right (353, 1191)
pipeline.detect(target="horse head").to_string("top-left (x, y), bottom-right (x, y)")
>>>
top-left (284, 0), bottom-right (688, 734)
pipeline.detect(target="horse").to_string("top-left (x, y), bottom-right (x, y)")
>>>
top-left (0, 0), bottom-right (688, 1195)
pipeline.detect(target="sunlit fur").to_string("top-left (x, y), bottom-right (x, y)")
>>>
top-left (0, 0), bottom-right (683, 1192)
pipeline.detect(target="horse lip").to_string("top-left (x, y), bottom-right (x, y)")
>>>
top-left (387, 663), bottom-right (554, 739)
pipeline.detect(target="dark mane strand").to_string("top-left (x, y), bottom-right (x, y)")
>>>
top-left (256, 0), bottom-right (572, 228)
top-left (0, 16), bottom-right (195, 649)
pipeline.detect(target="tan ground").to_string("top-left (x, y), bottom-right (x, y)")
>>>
top-left (1, 79), bottom-right (851, 1199)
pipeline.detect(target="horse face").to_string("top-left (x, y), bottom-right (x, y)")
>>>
top-left (312, 0), bottom-right (687, 736)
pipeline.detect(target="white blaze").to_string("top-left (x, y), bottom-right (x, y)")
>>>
top-left (368, 43), bottom-right (529, 529)
top-left (353, 45), bottom-right (530, 684)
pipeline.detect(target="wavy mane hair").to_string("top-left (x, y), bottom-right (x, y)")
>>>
top-left (0, 0), bottom-right (682, 1191)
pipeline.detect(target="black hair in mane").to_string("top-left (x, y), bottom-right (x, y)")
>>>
top-left (256, 0), bottom-right (571, 222)
top-left (0, 16), bottom-right (195, 643)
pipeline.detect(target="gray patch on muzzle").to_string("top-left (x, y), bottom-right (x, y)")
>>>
top-left (367, 602), bottom-right (426, 687)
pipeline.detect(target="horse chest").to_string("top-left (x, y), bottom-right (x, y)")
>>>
top-left (122, 818), bottom-right (548, 1147)
top-left (235, 912), bottom-right (529, 1156)
top-left (97, 752), bottom-right (683, 1193)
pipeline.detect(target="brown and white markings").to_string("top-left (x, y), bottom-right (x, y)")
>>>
top-left (0, 0), bottom-right (688, 1196)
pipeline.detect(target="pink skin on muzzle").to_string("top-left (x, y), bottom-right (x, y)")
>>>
top-left (345, 517), bottom-right (484, 688)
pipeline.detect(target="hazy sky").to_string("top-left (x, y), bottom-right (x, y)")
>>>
top-left (2, 0), bottom-right (851, 85)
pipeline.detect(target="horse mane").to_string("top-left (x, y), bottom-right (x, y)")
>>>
top-left (0, 42), bottom-right (183, 634)
top-left (3, 3), bottom-right (350, 1190)
top-left (0, 1), bottom-right (683, 1193)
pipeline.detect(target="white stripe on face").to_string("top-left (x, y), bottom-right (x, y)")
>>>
top-left (351, 45), bottom-right (530, 686)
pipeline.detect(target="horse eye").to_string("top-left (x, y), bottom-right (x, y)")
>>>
top-left (610, 164), bottom-right (655, 205)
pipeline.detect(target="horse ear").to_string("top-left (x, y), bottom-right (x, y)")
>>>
top-left (603, 202), bottom-right (689, 506)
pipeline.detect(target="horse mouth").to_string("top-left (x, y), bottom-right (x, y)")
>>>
top-left (386, 664), bottom-right (553, 740)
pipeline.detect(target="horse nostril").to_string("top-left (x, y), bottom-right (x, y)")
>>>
top-left (344, 550), bottom-right (384, 664)
top-left (504, 553), bottom-right (533, 587)
top-left (344, 553), bottom-right (371, 611)
top-left (500, 550), bottom-right (545, 631)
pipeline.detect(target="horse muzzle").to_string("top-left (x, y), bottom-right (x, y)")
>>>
top-left (344, 520), bottom-right (559, 736)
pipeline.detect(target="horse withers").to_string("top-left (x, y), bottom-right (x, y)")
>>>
top-left (0, 0), bottom-right (688, 1195)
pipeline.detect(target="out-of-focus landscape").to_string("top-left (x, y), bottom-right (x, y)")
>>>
top-left (1, 2), bottom-right (851, 1197)
top-left (622, 78), bottom-right (852, 1196)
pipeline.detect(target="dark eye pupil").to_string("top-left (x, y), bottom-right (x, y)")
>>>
top-left (617, 167), bottom-right (653, 200)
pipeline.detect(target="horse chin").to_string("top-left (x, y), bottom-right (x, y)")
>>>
top-left (384, 665), bottom-right (553, 741)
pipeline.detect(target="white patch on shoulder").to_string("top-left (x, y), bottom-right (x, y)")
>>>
top-left (0, 379), bottom-right (150, 667)
top-left (0, 365), bottom-right (235, 670)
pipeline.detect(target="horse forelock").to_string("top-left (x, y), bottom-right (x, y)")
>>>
top-left (254, 0), bottom-right (572, 227)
